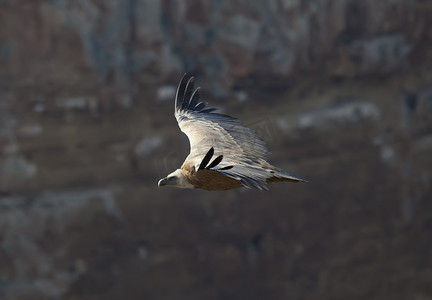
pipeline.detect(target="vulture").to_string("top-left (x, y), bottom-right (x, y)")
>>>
top-left (157, 74), bottom-right (306, 191)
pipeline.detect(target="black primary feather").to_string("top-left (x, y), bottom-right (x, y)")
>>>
top-left (218, 165), bottom-right (233, 170)
top-left (175, 74), bottom-right (188, 112)
top-left (206, 155), bottom-right (223, 169)
top-left (182, 77), bottom-right (195, 110)
top-left (199, 147), bottom-right (214, 170)
top-left (175, 74), bottom-right (219, 115)
top-left (199, 108), bottom-right (217, 114)
top-left (193, 101), bottom-right (205, 111)
top-left (188, 87), bottom-right (201, 110)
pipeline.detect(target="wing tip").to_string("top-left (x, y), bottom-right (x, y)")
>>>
top-left (175, 74), bottom-right (219, 115)
top-left (175, 73), bottom-right (193, 112)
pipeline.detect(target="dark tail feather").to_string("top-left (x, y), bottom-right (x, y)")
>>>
top-left (267, 170), bottom-right (307, 183)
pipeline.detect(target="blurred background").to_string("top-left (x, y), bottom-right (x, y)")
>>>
top-left (1, 0), bottom-right (432, 299)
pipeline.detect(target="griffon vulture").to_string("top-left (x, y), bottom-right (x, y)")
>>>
top-left (158, 74), bottom-right (305, 191)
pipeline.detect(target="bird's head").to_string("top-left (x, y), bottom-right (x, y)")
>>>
top-left (158, 169), bottom-right (195, 189)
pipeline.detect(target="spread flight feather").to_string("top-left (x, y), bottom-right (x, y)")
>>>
top-left (158, 74), bottom-right (305, 191)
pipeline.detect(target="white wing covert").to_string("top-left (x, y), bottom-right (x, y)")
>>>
top-left (174, 74), bottom-right (274, 190)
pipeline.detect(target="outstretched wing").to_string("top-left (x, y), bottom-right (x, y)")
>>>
top-left (174, 74), bottom-right (273, 190)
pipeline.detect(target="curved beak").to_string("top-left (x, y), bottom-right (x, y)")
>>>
top-left (158, 177), bottom-right (167, 187)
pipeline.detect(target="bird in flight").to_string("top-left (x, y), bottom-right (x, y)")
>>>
top-left (158, 74), bottom-right (305, 191)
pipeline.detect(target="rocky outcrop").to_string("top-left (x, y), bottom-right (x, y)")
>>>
top-left (1, 0), bottom-right (430, 92)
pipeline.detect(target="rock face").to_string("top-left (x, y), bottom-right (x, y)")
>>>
top-left (1, 0), bottom-right (432, 299)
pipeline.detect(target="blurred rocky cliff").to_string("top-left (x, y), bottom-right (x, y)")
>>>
top-left (1, 0), bottom-right (432, 299)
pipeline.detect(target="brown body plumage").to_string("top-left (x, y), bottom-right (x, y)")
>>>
top-left (182, 164), bottom-right (243, 191)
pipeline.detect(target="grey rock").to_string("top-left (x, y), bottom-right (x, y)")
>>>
top-left (134, 136), bottom-right (163, 158)
top-left (297, 101), bottom-right (381, 130)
